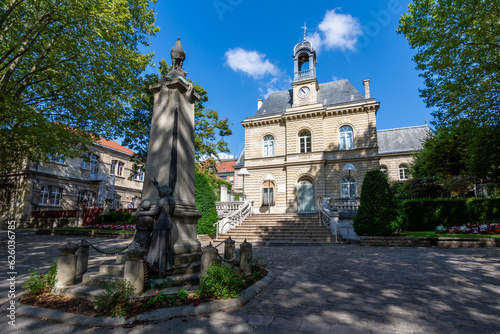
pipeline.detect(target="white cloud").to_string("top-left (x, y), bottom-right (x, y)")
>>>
top-left (316, 8), bottom-right (363, 52)
top-left (307, 31), bottom-right (323, 53)
top-left (225, 48), bottom-right (279, 79)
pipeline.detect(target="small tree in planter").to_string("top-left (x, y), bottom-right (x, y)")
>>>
top-left (353, 170), bottom-right (400, 236)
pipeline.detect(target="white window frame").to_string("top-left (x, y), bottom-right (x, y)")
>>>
top-left (90, 154), bottom-right (98, 175)
top-left (339, 126), bottom-right (354, 150)
top-left (399, 165), bottom-right (409, 180)
top-left (263, 135), bottom-right (275, 157)
top-left (262, 181), bottom-right (275, 206)
top-left (81, 153), bottom-right (89, 169)
top-left (50, 187), bottom-right (62, 206)
top-left (380, 165), bottom-right (388, 177)
top-left (112, 194), bottom-right (121, 209)
top-left (40, 186), bottom-right (50, 205)
top-left (299, 130), bottom-right (312, 153)
top-left (134, 168), bottom-right (144, 181)
top-left (341, 177), bottom-right (357, 198)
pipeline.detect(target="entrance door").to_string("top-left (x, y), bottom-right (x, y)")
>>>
top-left (298, 179), bottom-right (315, 212)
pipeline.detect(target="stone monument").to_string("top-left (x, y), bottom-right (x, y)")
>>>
top-left (141, 38), bottom-right (201, 256)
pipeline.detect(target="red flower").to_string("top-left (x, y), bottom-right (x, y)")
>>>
top-left (193, 300), bottom-right (200, 306)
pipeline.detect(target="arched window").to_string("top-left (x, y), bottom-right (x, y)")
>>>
top-left (339, 126), bottom-right (354, 150)
top-left (262, 180), bottom-right (275, 206)
top-left (341, 177), bottom-right (357, 198)
top-left (399, 164), bottom-right (409, 180)
top-left (263, 135), bottom-right (274, 157)
top-left (380, 165), bottom-right (388, 177)
top-left (299, 130), bottom-right (312, 153)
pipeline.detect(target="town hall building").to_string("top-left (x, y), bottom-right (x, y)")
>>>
top-left (232, 38), bottom-right (430, 214)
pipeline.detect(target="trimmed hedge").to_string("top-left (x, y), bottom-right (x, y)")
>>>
top-left (96, 211), bottom-right (135, 225)
top-left (195, 171), bottom-right (232, 235)
top-left (402, 198), bottom-right (500, 231)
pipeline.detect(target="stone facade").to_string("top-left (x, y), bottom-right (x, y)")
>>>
top-left (0, 139), bottom-right (144, 227)
top-left (233, 38), bottom-right (429, 214)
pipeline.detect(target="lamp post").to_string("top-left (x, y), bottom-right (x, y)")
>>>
top-left (343, 164), bottom-right (357, 198)
top-left (238, 168), bottom-right (250, 201)
top-left (264, 174), bottom-right (275, 214)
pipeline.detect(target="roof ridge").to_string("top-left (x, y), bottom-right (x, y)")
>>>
top-left (377, 125), bottom-right (430, 132)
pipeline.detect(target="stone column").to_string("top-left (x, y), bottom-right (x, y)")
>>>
top-left (143, 76), bottom-right (201, 256)
top-left (220, 184), bottom-right (228, 202)
top-left (55, 243), bottom-right (79, 288)
top-left (239, 240), bottom-right (252, 274)
top-left (124, 250), bottom-right (146, 294)
top-left (200, 244), bottom-right (219, 277)
top-left (224, 237), bottom-right (235, 262)
top-left (363, 79), bottom-right (370, 99)
top-left (76, 243), bottom-right (90, 276)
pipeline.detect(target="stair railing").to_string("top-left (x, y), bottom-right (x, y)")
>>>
top-left (317, 197), bottom-right (340, 243)
top-left (213, 200), bottom-right (253, 240)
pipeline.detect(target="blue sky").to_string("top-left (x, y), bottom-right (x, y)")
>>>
top-left (142, 0), bottom-right (430, 158)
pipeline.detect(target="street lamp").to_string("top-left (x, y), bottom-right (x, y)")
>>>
top-left (238, 168), bottom-right (250, 201)
top-left (264, 174), bottom-right (275, 214)
top-left (343, 164), bottom-right (357, 198)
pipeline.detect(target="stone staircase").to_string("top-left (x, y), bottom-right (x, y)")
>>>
top-left (216, 213), bottom-right (346, 245)
top-left (57, 252), bottom-right (202, 301)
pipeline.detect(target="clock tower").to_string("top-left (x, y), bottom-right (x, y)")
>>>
top-left (290, 35), bottom-right (319, 107)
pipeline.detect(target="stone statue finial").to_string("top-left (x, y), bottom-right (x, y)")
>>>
top-left (171, 37), bottom-right (186, 71)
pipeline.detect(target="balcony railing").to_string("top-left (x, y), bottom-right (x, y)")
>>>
top-left (294, 69), bottom-right (314, 81)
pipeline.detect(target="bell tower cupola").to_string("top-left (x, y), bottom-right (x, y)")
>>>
top-left (291, 23), bottom-right (319, 107)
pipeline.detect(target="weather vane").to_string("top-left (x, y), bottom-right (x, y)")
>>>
top-left (302, 22), bottom-right (307, 42)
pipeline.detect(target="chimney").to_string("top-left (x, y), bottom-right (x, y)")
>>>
top-left (363, 79), bottom-right (370, 99)
top-left (257, 98), bottom-right (263, 110)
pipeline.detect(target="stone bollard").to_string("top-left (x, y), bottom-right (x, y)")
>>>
top-left (224, 237), bottom-right (235, 262)
top-left (200, 243), bottom-right (219, 278)
top-left (124, 250), bottom-right (146, 294)
top-left (239, 239), bottom-right (252, 274)
top-left (76, 243), bottom-right (90, 276)
top-left (56, 242), bottom-right (80, 288)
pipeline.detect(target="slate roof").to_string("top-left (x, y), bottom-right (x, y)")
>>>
top-left (248, 79), bottom-right (367, 119)
top-left (234, 149), bottom-right (245, 168)
top-left (377, 125), bottom-right (432, 154)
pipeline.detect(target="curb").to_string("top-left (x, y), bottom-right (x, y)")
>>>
top-left (2, 270), bottom-right (275, 327)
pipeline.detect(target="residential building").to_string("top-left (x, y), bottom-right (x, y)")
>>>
top-left (0, 138), bottom-right (144, 226)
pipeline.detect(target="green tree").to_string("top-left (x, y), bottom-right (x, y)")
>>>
top-left (0, 0), bottom-right (158, 172)
top-left (121, 59), bottom-right (232, 176)
top-left (353, 170), bottom-right (400, 236)
top-left (398, 0), bottom-right (500, 183)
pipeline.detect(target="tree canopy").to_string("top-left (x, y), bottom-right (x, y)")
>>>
top-left (121, 60), bottom-right (232, 177)
top-left (0, 0), bottom-right (158, 172)
top-left (398, 0), bottom-right (500, 184)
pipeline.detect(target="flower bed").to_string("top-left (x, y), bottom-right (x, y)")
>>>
top-left (436, 223), bottom-right (500, 235)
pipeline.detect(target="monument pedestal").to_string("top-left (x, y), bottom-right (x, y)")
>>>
top-left (144, 76), bottom-right (201, 256)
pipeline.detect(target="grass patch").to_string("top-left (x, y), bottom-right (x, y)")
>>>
top-left (399, 231), bottom-right (500, 238)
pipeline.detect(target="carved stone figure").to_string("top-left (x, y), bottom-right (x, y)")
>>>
top-left (171, 37), bottom-right (186, 71)
top-left (133, 180), bottom-right (175, 272)
top-left (130, 200), bottom-right (154, 252)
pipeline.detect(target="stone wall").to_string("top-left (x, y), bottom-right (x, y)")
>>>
top-left (360, 236), bottom-right (500, 248)
top-left (379, 153), bottom-right (414, 182)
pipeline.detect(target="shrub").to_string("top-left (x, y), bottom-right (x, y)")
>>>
top-left (96, 211), bottom-right (135, 225)
top-left (198, 264), bottom-right (243, 299)
top-left (195, 171), bottom-right (232, 235)
top-left (94, 279), bottom-right (135, 317)
top-left (22, 261), bottom-right (57, 296)
top-left (466, 198), bottom-right (500, 223)
top-left (403, 198), bottom-right (471, 231)
top-left (353, 170), bottom-right (400, 236)
top-left (144, 290), bottom-right (180, 308)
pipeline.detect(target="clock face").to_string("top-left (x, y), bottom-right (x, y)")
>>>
top-left (298, 86), bottom-right (310, 98)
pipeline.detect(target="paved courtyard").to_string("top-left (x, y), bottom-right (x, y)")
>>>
top-left (1, 230), bottom-right (500, 333)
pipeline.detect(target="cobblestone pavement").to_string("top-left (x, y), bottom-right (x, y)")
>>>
top-left (1, 230), bottom-right (500, 333)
